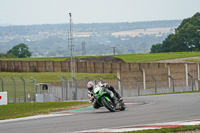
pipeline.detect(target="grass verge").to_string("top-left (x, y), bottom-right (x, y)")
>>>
top-left (187, 58), bottom-right (200, 63)
top-left (123, 125), bottom-right (200, 133)
top-left (114, 51), bottom-right (200, 62)
top-left (0, 72), bottom-right (117, 83)
top-left (1, 51), bottom-right (200, 62)
top-left (0, 57), bottom-right (70, 61)
top-left (0, 101), bottom-right (89, 120)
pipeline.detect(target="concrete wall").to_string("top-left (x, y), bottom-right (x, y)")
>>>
top-left (119, 63), bottom-right (199, 90)
top-left (0, 61), bottom-right (141, 73)
top-left (0, 61), bottom-right (199, 90)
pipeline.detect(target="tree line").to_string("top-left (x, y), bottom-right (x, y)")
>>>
top-left (150, 12), bottom-right (200, 53)
top-left (0, 43), bottom-right (31, 58)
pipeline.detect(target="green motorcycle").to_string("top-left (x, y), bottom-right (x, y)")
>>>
top-left (93, 85), bottom-right (126, 112)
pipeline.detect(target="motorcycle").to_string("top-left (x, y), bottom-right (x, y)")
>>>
top-left (93, 85), bottom-right (126, 112)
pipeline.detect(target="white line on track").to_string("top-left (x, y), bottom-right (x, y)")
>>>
top-left (74, 119), bottom-right (200, 133)
top-left (0, 113), bottom-right (73, 123)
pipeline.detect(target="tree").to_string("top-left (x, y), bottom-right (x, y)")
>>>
top-left (7, 43), bottom-right (32, 58)
top-left (150, 12), bottom-right (200, 53)
top-left (0, 53), bottom-right (15, 58)
top-left (150, 43), bottom-right (161, 53)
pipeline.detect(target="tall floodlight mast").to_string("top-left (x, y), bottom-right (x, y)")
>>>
top-left (69, 13), bottom-right (75, 80)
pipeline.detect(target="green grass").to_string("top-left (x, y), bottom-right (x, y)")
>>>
top-left (0, 72), bottom-right (117, 83)
top-left (0, 57), bottom-right (70, 61)
top-left (1, 51), bottom-right (200, 62)
top-left (123, 125), bottom-right (200, 133)
top-left (0, 56), bottom-right (89, 61)
top-left (114, 51), bottom-right (200, 62)
top-left (187, 58), bottom-right (200, 63)
top-left (0, 101), bottom-right (89, 120)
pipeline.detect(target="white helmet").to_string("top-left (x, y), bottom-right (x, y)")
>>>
top-left (87, 81), bottom-right (95, 91)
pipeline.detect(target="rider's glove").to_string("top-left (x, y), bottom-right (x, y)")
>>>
top-left (88, 91), bottom-right (93, 97)
top-left (89, 96), bottom-right (94, 102)
top-left (88, 91), bottom-right (94, 102)
top-left (110, 92), bottom-right (114, 98)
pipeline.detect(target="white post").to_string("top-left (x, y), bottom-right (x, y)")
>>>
top-left (0, 92), bottom-right (7, 105)
top-left (168, 66), bottom-right (171, 87)
top-left (198, 64), bottom-right (200, 80)
top-left (142, 69), bottom-right (146, 90)
top-left (185, 64), bottom-right (188, 86)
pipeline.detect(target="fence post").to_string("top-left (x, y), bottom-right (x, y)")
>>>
top-left (72, 77), bottom-right (77, 100)
top-left (11, 77), bottom-right (16, 103)
top-left (85, 77), bottom-right (90, 81)
top-left (117, 78), bottom-right (123, 97)
top-left (0, 78), bottom-right (4, 92)
top-left (31, 77), bottom-right (37, 102)
top-left (62, 77), bottom-right (68, 101)
top-left (100, 78), bottom-right (106, 83)
top-left (188, 73), bottom-right (194, 91)
top-left (151, 76), bottom-right (157, 94)
top-left (20, 77), bottom-right (26, 102)
top-left (86, 77), bottom-right (97, 84)
top-left (58, 76), bottom-right (64, 101)
top-left (168, 75), bottom-right (175, 92)
top-left (134, 77), bottom-right (140, 96)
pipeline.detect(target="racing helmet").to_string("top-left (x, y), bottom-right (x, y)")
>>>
top-left (87, 81), bottom-right (95, 91)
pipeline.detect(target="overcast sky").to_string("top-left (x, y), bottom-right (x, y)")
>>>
top-left (0, 0), bottom-right (200, 26)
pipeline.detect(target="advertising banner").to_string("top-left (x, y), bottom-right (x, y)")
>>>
top-left (0, 92), bottom-right (8, 105)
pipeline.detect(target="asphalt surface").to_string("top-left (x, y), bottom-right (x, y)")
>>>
top-left (1, 93), bottom-right (200, 133)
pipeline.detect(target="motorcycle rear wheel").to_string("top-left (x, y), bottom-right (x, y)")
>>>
top-left (102, 98), bottom-right (115, 112)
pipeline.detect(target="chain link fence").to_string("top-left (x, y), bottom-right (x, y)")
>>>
top-left (0, 75), bottom-right (198, 103)
top-left (0, 77), bottom-right (35, 103)
top-left (120, 74), bottom-right (198, 96)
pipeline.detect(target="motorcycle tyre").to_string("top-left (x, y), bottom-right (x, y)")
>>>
top-left (102, 98), bottom-right (115, 112)
top-left (119, 102), bottom-right (126, 111)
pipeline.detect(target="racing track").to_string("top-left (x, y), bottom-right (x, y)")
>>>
top-left (1, 93), bottom-right (200, 133)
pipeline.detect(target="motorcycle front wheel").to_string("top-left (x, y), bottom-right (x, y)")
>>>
top-left (102, 98), bottom-right (115, 112)
top-left (119, 102), bottom-right (126, 111)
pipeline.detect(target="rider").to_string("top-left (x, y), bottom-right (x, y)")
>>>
top-left (87, 81), bottom-right (123, 109)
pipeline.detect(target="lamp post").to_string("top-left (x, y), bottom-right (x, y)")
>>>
top-left (69, 13), bottom-right (75, 79)
top-left (112, 47), bottom-right (116, 55)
